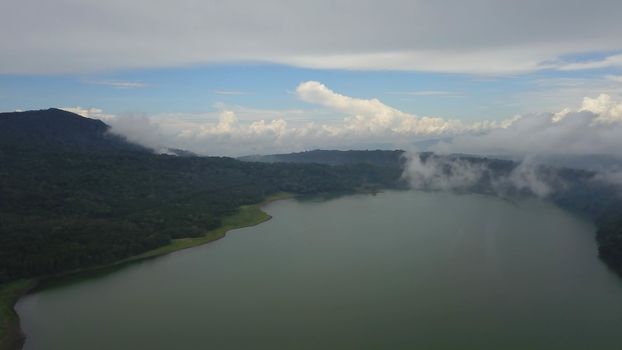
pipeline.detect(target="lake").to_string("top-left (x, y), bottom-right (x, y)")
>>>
top-left (16, 191), bottom-right (622, 349)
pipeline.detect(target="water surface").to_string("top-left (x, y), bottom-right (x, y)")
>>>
top-left (17, 191), bottom-right (622, 349)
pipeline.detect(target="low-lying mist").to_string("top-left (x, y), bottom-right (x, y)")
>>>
top-left (401, 153), bottom-right (567, 198)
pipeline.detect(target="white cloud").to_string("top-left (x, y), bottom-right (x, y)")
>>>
top-left (61, 83), bottom-right (622, 158)
top-left (61, 81), bottom-right (519, 156)
top-left (295, 81), bottom-right (514, 136)
top-left (508, 76), bottom-right (622, 115)
top-left (580, 94), bottom-right (622, 123)
top-left (435, 94), bottom-right (622, 156)
top-left (2, 0), bottom-right (622, 74)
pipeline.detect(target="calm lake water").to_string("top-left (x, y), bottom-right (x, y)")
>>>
top-left (16, 191), bottom-right (622, 349)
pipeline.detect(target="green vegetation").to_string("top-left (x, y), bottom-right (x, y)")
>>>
top-left (0, 149), bottom-right (404, 284)
top-left (0, 280), bottom-right (36, 350)
top-left (0, 193), bottom-right (291, 350)
top-left (119, 193), bottom-right (290, 263)
top-left (0, 108), bottom-right (407, 350)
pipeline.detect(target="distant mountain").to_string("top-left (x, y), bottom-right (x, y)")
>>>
top-left (240, 149), bottom-right (407, 168)
top-left (0, 108), bottom-right (150, 153)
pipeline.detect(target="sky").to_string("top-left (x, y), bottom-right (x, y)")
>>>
top-left (1, 0), bottom-right (622, 156)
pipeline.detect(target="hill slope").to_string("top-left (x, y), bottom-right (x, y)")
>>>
top-left (0, 110), bottom-right (406, 283)
top-left (0, 108), bottom-right (149, 153)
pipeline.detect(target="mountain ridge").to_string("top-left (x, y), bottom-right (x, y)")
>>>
top-left (0, 108), bottom-right (150, 153)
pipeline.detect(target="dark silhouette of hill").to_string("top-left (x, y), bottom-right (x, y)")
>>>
top-left (0, 108), bottom-right (150, 153)
top-left (0, 110), bottom-right (405, 285)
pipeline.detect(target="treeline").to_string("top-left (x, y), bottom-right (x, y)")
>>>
top-left (0, 148), bottom-right (405, 283)
top-left (1, 141), bottom-right (622, 283)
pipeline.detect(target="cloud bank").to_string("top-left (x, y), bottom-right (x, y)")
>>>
top-left (3, 0), bottom-right (622, 74)
top-left (435, 94), bottom-right (622, 156)
top-left (401, 92), bottom-right (622, 195)
top-left (63, 82), bottom-right (622, 158)
top-left (65, 81), bottom-right (518, 156)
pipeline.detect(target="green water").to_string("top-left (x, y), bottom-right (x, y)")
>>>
top-left (16, 191), bottom-right (622, 349)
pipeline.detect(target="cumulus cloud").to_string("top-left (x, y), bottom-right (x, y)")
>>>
top-left (400, 90), bottom-right (622, 195)
top-left (435, 94), bottom-right (622, 156)
top-left (2, 0), bottom-right (622, 74)
top-left (580, 94), bottom-right (622, 123)
top-left (62, 81), bottom-right (519, 156)
top-left (402, 93), bottom-right (622, 194)
top-left (296, 81), bottom-right (514, 136)
top-left (63, 83), bottom-right (622, 160)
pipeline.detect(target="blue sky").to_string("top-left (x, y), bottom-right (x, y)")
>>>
top-left (1, 0), bottom-right (622, 156)
top-left (2, 61), bottom-right (621, 121)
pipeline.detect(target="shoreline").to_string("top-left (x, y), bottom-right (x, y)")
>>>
top-left (0, 281), bottom-right (36, 350)
top-left (0, 192), bottom-right (293, 350)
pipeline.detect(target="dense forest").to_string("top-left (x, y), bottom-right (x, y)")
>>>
top-left (0, 110), bottom-right (406, 282)
top-left (0, 148), bottom-right (407, 283)
top-left (1, 109), bottom-right (622, 284)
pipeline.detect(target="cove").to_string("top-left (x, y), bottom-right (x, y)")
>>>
top-left (15, 191), bottom-right (622, 349)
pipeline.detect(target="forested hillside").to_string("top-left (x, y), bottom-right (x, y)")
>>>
top-left (0, 109), bottom-right (148, 153)
top-left (0, 119), bottom-right (405, 283)
top-left (0, 148), bottom-right (405, 282)
top-left (1, 109), bottom-right (622, 283)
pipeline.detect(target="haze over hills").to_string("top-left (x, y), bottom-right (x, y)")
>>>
top-left (0, 108), bottom-right (620, 282)
top-left (0, 109), bottom-right (405, 282)
top-left (0, 109), bottom-right (149, 153)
